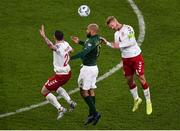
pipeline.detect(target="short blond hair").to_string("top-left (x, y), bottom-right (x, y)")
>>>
top-left (88, 23), bottom-right (99, 32)
top-left (106, 16), bottom-right (116, 25)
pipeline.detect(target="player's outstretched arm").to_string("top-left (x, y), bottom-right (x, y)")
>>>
top-left (71, 36), bottom-right (79, 44)
top-left (39, 25), bottom-right (57, 51)
top-left (71, 42), bottom-right (95, 60)
top-left (71, 36), bottom-right (84, 46)
top-left (100, 37), bottom-right (120, 49)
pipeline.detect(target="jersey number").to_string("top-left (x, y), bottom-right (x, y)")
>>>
top-left (64, 53), bottom-right (69, 66)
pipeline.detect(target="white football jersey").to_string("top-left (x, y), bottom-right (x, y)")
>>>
top-left (114, 24), bottom-right (141, 58)
top-left (53, 41), bottom-right (72, 74)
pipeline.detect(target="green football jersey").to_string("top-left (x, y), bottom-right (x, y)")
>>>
top-left (71, 35), bottom-right (101, 66)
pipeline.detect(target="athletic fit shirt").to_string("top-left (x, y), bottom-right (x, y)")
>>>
top-left (53, 41), bottom-right (72, 74)
top-left (71, 35), bottom-right (101, 66)
top-left (114, 24), bottom-right (141, 58)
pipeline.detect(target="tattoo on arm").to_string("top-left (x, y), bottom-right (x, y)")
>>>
top-left (44, 36), bottom-right (53, 46)
top-left (42, 36), bottom-right (56, 51)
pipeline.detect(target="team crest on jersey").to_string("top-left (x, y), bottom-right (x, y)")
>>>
top-left (87, 43), bottom-right (92, 46)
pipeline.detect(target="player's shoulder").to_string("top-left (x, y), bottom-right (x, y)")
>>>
top-left (61, 41), bottom-right (71, 47)
top-left (124, 24), bottom-right (133, 28)
top-left (62, 40), bottom-right (69, 45)
top-left (124, 24), bottom-right (134, 31)
top-left (114, 30), bottom-right (120, 37)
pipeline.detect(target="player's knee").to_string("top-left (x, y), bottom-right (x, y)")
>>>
top-left (89, 89), bottom-right (95, 96)
top-left (56, 87), bottom-right (63, 94)
top-left (80, 89), bottom-right (89, 97)
top-left (138, 75), bottom-right (146, 85)
top-left (41, 88), bottom-right (44, 95)
top-left (126, 78), bottom-right (134, 86)
top-left (41, 86), bottom-right (49, 96)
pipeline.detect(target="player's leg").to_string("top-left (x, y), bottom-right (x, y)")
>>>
top-left (43, 75), bottom-right (67, 119)
top-left (134, 54), bottom-right (152, 115)
top-left (125, 75), bottom-right (142, 112)
top-left (78, 67), bottom-right (96, 116)
top-left (80, 88), bottom-right (97, 117)
top-left (137, 74), bottom-right (152, 115)
top-left (137, 74), bottom-right (151, 102)
top-left (56, 87), bottom-right (77, 111)
top-left (41, 86), bottom-right (62, 110)
top-left (41, 86), bottom-right (66, 119)
top-left (89, 89), bottom-right (101, 126)
top-left (55, 72), bottom-right (77, 111)
top-left (79, 66), bottom-right (99, 125)
top-left (89, 89), bottom-right (95, 105)
top-left (80, 88), bottom-right (96, 125)
top-left (88, 66), bottom-right (101, 125)
top-left (126, 75), bottom-right (140, 101)
top-left (123, 58), bottom-right (142, 112)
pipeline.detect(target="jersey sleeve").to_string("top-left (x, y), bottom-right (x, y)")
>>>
top-left (118, 26), bottom-right (136, 48)
top-left (78, 41), bottom-right (85, 46)
top-left (71, 43), bottom-right (95, 60)
top-left (114, 32), bottom-right (119, 44)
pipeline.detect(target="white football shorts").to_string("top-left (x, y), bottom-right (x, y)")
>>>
top-left (78, 65), bottom-right (99, 90)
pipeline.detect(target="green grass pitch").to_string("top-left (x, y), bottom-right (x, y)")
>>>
top-left (0, 0), bottom-right (180, 129)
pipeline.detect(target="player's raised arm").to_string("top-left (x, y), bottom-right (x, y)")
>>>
top-left (39, 25), bottom-right (57, 51)
top-left (100, 37), bottom-right (120, 49)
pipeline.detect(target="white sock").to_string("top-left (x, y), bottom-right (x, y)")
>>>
top-left (56, 87), bottom-right (71, 104)
top-left (46, 93), bottom-right (61, 110)
top-left (143, 88), bottom-right (151, 102)
top-left (130, 87), bottom-right (139, 100)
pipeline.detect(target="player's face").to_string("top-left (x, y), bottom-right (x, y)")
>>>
top-left (108, 20), bottom-right (118, 31)
top-left (86, 28), bottom-right (92, 37)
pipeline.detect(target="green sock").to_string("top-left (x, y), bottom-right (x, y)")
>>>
top-left (83, 96), bottom-right (97, 116)
top-left (91, 96), bottom-right (95, 105)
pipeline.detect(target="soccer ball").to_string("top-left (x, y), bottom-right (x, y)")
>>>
top-left (78, 5), bottom-right (90, 17)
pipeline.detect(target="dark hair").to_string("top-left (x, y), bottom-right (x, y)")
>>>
top-left (55, 30), bottom-right (64, 41)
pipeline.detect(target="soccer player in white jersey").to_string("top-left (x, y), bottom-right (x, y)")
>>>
top-left (101, 16), bottom-right (152, 115)
top-left (39, 25), bottom-right (77, 120)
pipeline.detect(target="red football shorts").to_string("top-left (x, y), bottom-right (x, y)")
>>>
top-left (44, 71), bottom-right (71, 91)
top-left (122, 54), bottom-right (144, 76)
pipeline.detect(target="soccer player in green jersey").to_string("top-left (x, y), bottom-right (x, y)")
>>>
top-left (71, 23), bottom-right (101, 125)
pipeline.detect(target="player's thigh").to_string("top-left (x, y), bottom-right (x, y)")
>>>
top-left (82, 73), bottom-right (93, 90)
top-left (44, 75), bottom-right (59, 91)
top-left (90, 66), bottom-right (98, 89)
top-left (41, 86), bottom-right (50, 95)
top-left (122, 59), bottom-right (134, 76)
top-left (78, 67), bottom-right (96, 90)
top-left (78, 68), bottom-right (85, 88)
top-left (137, 74), bottom-right (147, 85)
top-left (59, 72), bottom-right (72, 86)
top-left (44, 73), bottom-right (70, 91)
top-left (133, 55), bottom-right (145, 76)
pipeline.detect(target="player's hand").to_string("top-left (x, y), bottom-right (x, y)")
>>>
top-left (100, 37), bottom-right (107, 44)
top-left (39, 25), bottom-right (46, 38)
top-left (71, 36), bottom-right (79, 44)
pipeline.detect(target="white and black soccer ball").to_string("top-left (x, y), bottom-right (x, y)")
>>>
top-left (78, 5), bottom-right (90, 17)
